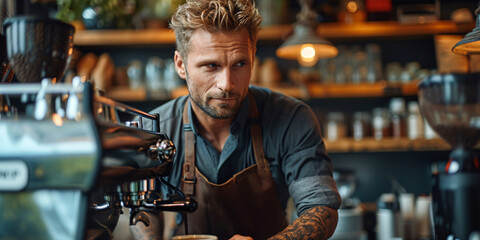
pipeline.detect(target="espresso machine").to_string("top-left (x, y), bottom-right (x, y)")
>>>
top-left (417, 5), bottom-right (480, 236)
top-left (0, 16), bottom-right (196, 240)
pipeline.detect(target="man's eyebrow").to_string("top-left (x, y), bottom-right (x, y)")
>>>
top-left (194, 56), bottom-right (218, 64)
top-left (236, 57), bottom-right (251, 62)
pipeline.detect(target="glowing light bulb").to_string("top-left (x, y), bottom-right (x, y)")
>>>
top-left (301, 45), bottom-right (316, 59)
top-left (346, 1), bottom-right (358, 13)
top-left (298, 44), bottom-right (318, 67)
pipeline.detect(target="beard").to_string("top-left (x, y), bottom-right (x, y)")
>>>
top-left (186, 74), bottom-right (243, 119)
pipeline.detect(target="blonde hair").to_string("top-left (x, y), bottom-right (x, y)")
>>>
top-left (169, 0), bottom-right (262, 60)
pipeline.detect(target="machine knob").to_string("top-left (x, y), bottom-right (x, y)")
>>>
top-left (148, 139), bottom-right (176, 162)
top-left (158, 139), bottom-right (176, 162)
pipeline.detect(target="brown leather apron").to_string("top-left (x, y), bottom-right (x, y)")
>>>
top-left (176, 94), bottom-right (288, 240)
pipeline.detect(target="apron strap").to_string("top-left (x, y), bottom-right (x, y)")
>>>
top-left (182, 93), bottom-right (271, 196)
top-left (248, 93), bottom-right (271, 174)
top-left (183, 99), bottom-right (196, 196)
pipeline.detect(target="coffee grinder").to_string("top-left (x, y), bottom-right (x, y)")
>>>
top-left (417, 4), bottom-right (480, 238)
top-left (418, 73), bottom-right (480, 240)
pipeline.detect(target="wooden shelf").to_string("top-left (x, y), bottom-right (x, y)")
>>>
top-left (106, 81), bottom-right (419, 102)
top-left (315, 21), bottom-right (474, 40)
top-left (74, 28), bottom-right (175, 46)
top-left (73, 21), bottom-right (475, 47)
top-left (281, 80), bottom-right (419, 99)
top-left (324, 137), bottom-right (452, 153)
top-left (307, 80), bottom-right (419, 98)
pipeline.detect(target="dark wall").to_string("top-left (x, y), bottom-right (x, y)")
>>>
top-left (331, 150), bottom-right (449, 202)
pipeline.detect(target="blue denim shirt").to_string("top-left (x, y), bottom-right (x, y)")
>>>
top-left (144, 86), bottom-right (341, 216)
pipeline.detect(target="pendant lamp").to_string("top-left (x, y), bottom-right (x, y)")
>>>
top-left (452, 4), bottom-right (480, 55)
top-left (276, 0), bottom-right (338, 67)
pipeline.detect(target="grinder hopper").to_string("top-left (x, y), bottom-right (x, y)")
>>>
top-left (2, 15), bottom-right (74, 83)
top-left (418, 73), bottom-right (480, 170)
top-left (418, 73), bottom-right (480, 239)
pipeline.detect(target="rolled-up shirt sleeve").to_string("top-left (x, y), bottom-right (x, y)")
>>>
top-left (275, 102), bottom-right (341, 216)
top-left (289, 175), bottom-right (341, 216)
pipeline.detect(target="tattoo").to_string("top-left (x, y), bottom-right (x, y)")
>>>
top-left (268, 206), bottom-right (338, 240)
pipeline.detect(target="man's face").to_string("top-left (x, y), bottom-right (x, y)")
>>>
top-left (174, 28), bottom-right (255, 119)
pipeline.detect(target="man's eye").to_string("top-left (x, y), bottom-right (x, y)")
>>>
top-left (235, 62), bottom-right (246, 67)
top-left (206, 63), bottom-right (218, 68)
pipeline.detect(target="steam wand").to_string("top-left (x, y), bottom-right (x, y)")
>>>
top-left (157, 176), bottom-right (193, 235)
top-left (128, 177), bottom-right (197, 235)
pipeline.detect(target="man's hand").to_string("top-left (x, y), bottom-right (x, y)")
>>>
top-left (268, 206), bottom-right (338, 240)
top-left (229, 234), bottom-right (254, 240)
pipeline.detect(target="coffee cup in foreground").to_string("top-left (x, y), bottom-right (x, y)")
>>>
top-left (171, 234), bottom-right (218, 240)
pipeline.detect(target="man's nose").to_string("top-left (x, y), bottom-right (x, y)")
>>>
top-left (217, 68), bottom-right (234, 92)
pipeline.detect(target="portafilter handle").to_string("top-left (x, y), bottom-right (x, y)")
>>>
top-left (143, 198), bottom-right (198, 213)
top-left (129, 198), bottom-right (197, 226)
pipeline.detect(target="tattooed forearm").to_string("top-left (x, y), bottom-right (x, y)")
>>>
top-left (268, 206), bottom-right (338, 240)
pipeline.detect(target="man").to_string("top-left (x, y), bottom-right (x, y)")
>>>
top-left (144, 0), bottom-right (341, 239)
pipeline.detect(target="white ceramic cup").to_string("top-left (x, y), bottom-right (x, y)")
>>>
top-left (171, 234), bottom-right (218, 240)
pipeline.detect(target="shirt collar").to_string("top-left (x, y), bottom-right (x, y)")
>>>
top-left (187, 92), bottom-right (251, 136)
top-left (231, 93), bottom-right (250, 134)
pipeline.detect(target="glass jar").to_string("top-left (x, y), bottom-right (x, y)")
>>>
top-left (389, 98), bottom-right (407, 139)
top-left (353, 111), bottom-right (371, 140)
top-left (407, 101), bottom-right (424, 140)
top-left (127, 60), bottom-right (144, 89)
top-left (326, 112), bottom-right (347, 141)
top-left (145, 57), bottom-right (164, 92)
top-left (365, 44), bottom-right (383, 83)
top-left (372, 108), bottom-right (391, 140)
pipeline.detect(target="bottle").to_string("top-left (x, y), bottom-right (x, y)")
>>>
top-left (415, 195), bottom-right (432, 239)
top-left (326, 112), bottom-right (347, 141)
top-left (372, 108), bottom-right (391, 140)
top-left (377, 193), bottom-right (401, 240)
top-left (407, 101), bottom-right (424, 140)
top-left (389, 98), bottom-right (407, 139)
top-left (365, 44), bottom-right (383, 83)
top-left (353, 111), bottom-right (371, 140)
top-left (399, 193), bottom-right (417, 240)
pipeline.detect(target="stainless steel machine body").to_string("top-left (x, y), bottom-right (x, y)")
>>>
top-left (0, 81), bottom-right (195, 240)
top-left (0, 82), bottom-right (100, 240)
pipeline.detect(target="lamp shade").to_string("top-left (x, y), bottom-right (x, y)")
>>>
top-left (452, 7), bottom-right (480, 55)
top-left (276, 23), bottom-right (338, 60)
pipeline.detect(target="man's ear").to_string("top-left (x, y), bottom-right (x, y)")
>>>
top-left (174, 50), bottom-right (187, 80)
